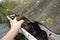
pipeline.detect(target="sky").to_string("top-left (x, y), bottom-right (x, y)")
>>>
top-left (0, 0), bottom-right (3, 3)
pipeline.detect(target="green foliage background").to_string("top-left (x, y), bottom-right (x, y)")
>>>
top-left (0, 0), bottom-right (31, 40)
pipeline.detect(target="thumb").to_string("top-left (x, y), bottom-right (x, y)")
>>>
top-left (7, 16), bottom-right (13, 23)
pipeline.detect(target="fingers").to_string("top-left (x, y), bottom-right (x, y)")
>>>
top-left (19, 20), bottom-right (24, 25)
top-left (13, 17), bottom-right (24, 24)
top-left (7, 16), bottom-right (24, 24)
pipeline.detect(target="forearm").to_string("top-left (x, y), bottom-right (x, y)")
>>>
top-left (1, 17), bottom-right (24, 40)
top-left (1, 29), bottom-right (18, 40)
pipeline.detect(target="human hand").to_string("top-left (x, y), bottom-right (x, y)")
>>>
top-left (7, 16), bottom-right (24, 36)
top-left (10, 17), bottom-right (24, 31)
top-left (1, 16), bottom-right (24, 40)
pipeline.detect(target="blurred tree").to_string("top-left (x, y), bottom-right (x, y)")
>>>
top-left (0, 16), bottom-right (2, 23)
